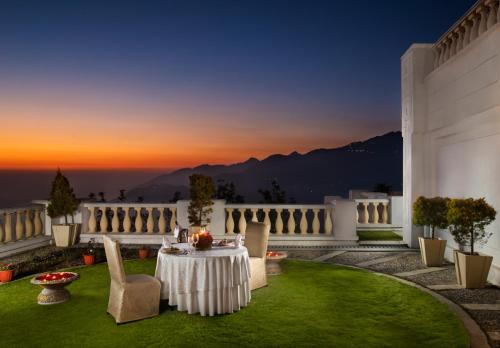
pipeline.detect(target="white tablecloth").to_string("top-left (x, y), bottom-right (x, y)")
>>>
top-left (155, 244), bottom-right (251, 316)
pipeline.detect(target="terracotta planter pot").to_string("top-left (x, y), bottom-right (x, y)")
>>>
top-left (139, 249), bottom-right (149, 260)
top-left (454, 250), bottom-right (493, 289)
top-left (418, 237), bottom-right (447, 267)
top-left (0, 270), bottom-right (14, 283)
top-left (83, 254), bottom-right (95, 266)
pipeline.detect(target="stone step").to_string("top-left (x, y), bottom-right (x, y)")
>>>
top-left (428, 284), bottom-right (463, 291)
top-left (356, 252), bottom-right (412, 267)
top-left (461, 304), bottom-right (500, 311)
top-left (394, 267), bottom-right (447, 277)
top-left (313, 251), bottom-right (347, 262)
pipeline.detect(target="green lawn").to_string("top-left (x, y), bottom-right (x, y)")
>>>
top-left (0, 260), bottom-right (467, 348)
top-left (358, 230), bottom-right (403, 241)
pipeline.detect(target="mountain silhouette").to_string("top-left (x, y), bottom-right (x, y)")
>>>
top-left (126, 131), bottom-right (402, 203)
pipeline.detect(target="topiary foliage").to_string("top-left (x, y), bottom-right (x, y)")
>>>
top-left (413, 196), bottom-right (450, 239)
top-left (47, 169), bottom-right (78, 225)
top-left (447, 198), bottom-right (496, 255)
top-left (188, 174), bottom-right (214, 227)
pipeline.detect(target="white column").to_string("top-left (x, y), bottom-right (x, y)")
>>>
top-left (4, 213), bottom-right (12, 242)
top-left (25, 210), bottom-right (33, 238)
top-left (158, 208), bottom-right (166, 234)
top-left (146, 208), bottom-right (154, 233)
top-left (34, 208), bottom-right (43, 236)
top-left (111, 207), bottom-right (119, 232)
top-left (312, 209), bottom-right (320, 234)
top-left (135, 207), bottom-right (143, 233)
top-left (100, 208), bottom-right (108, 233)
top-left (15, 211), bottom-right (23, 240)
top-left (238, 208), bottom-right (247, 235)
top-left (88, 207), bottom-right (96, 233)
top-left (324, 207), bottom-right (333, 235)
top-left (299, 208), bottom-right (308, 234)
top-left (169, 207), bottom-right (177, 233)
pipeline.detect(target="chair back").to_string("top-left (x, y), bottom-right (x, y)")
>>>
top-left (244, 222), bottom-right (270, 258)
top-left (103, 236), bottom-right (126, 284)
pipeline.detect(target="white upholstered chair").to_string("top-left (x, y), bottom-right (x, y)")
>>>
top-left (103, 236), bottom-right (161, 323)
top-left (244, 222), bottom-right (270, 290)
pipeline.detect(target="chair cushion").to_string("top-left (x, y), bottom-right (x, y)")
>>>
top-left (126, 274), bottom-right (159, 284)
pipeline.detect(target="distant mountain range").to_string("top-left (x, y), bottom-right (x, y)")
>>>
top-left (126, 131), bottom-right (403, 203)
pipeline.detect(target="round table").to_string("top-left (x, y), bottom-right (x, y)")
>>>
top-left (155, 244), bottom-right (251, 316)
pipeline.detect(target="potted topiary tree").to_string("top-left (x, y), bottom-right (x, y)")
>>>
top-left (413, 196), bottom-right (449, 266)
top-left (447, 198), bottom-right (496, 288)
top-left (187, 174), bottom-right (214, 234)
top-left (47, 169), bottom-right (79, 247)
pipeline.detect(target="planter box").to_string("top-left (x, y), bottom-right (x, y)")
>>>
top-left (454, 251), bottom-right (493, 289)
top-left (53, 225), bottom-right (77, 247)
top-left (418, 237), bottom-right (447, 267)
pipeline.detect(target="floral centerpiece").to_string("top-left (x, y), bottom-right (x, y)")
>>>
top-left (31, 272), bottom-right (79, 305)
top-left (192, 228), bottom-right (213, 250)
top-left (0, 263), bottom-right (15, 283)
top-left (35, 272), bottom-right (77, 283)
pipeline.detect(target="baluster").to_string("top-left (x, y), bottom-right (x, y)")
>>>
top-left (497, 0), bottom-right (500, 23)
top-left (438, 43), bottom-right (445, 65)
top-left (382, 202), bottom-right (389, 224)
top-left (324, 207), bottom-right (333, 235)
top-left (34, 208), bottom-right (43, 236)
top-left (100, 208), bottom-right (109, 233)
top-left (135, 207), bottom-right (143, 233)
top-left (449, 34), bottom-right (457, 57)
top-left (123, 207), bottom-right (131, 233)
top-left (146, 208), bottom-right (154, 233)
top-left (456, 28), bottom-right (464, 52)
top-left (487, 0), bottom-right (498, 29)
top-left (463, 21), bottom-right (472, 47)
top-left (478, 6), bottom-right (488, 35)
top-left (356, 203), bottom-right (360, 223)
top-left (111, 207), bottom-right (119, 232)
top-left (373, 203), bottom-right (380, 224)
top-left (470, 14), bottom-right (479, 41)
top-left (443, 40), bottom-right (450, 61)
top-left (0, 217), bottom-right (4, 243)
top-left (300, 208), bottom-right (308, 234)
top-left (275, 208), bottom-right (283, 234)
top-left (226, 208), bottom-right (235, 234)
top-left (238, 208), bottom-right (247, 234)
top-left (169, 207), bottom-right (177, 233)
top-left (433, 46), bottom-right (440, 68)
top-left (25, 209), bottom-right (33, 238)
top-left (363, 203), bottom-right (369, 224)
top-left (251, 208), bottom-right (258, 222)
top-left (4, 213), bottom-right (12, 242)
top-left (88, 207), bottom-right (96, 233)
top-left (287, 208), bottom-right (296, 234)
top-left (15, 211), bottom-right (23, 240)
top-left (263, 208), bottom-right (271, 227)
top-left (312, 208), bottom-right (320, 234)
top-left (158, 208), bottom-right (166, 234)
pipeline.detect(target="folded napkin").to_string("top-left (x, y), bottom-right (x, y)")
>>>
top-left (234, 234), bottom-right (242, 248)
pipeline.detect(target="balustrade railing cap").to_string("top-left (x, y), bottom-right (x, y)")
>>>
top-left (435, 0), bottom-right (482, 46)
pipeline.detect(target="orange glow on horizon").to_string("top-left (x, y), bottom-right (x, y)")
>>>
top-left (0, 84), bottom-right (392, 171)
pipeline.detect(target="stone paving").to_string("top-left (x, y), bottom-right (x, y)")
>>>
top-left (289, 249), bottom-right (500, 348)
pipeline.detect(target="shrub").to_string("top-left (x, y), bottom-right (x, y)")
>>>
top-left (413, 196), bottom-right (449, 239)
top-left (187, 174), bottom-right (214, 227)
top-left (47, 169), bottom-right (78, 225)
top-left (447, 198), bottom-right (496, 255)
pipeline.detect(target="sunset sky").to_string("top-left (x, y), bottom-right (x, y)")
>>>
top-left (0, 0), bottom-right (474, 170)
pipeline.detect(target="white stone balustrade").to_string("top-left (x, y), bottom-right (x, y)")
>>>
top-left (224, 204), bottom-right (334, 235)
top-left (354, 199), bottom-right (390, 225)
top-left (433, 0), bottom-right (500, 69)
top-left (82, 203), bottom-right (177, 234)
top-left (0, 206), bottom-right (44, 244)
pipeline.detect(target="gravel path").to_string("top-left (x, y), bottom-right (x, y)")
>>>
top-left (367, 253), bottom-right (425, 273)
top-left (406, 266), bottom-right (457, 286)
top-left (328, 251), bottom-right (396, 265)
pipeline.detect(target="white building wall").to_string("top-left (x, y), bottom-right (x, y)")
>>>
top-left (403, 25), bottom-right (500, 285)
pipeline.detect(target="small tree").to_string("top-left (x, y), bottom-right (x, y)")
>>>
top-left (258, 180), bottom-right (286, 203)
top-left (215, 179), bottom-right (244, 203)
top-left (118, 189), bottom-right (126, 201)
top-left (447, 198), bottom-right (496, 255)
top-left (47, 169), bottom-right (78, 225)
top-left (413, 196), bottom-right (449, 239)
top-left (188, 174), bottom-right (214, 227)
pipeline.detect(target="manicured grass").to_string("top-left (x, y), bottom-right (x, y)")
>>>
top-left (0, 260), bottom-right (467, 348)
top-left (358, 230), bottom-right (403, 241)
